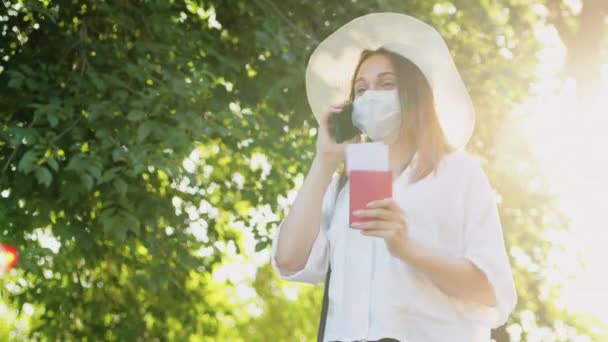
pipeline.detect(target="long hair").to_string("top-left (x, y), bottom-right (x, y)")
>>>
top-left (334, 48), bottom-right (453, 196)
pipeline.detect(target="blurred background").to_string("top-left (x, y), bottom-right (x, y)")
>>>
top-left (0, 0), bottom-right (607, 341)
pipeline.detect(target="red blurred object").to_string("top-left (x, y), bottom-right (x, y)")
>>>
top-left (0, 244), bottom-right (19, 272)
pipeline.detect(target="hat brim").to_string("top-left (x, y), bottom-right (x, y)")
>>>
top-left (305, 12), bottom-right (475, 149)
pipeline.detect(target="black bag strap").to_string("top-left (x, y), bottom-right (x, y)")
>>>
top-left (318, 173), bottom-right (345, 342)
top-left (317, 265), bottom-right (331, 342)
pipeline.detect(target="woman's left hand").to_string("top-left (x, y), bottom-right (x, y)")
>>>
top-left (351, 197), bottom-right (410, 256)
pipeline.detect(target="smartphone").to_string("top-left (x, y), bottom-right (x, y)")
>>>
top-left (328, 104), bottom-right (361, 143)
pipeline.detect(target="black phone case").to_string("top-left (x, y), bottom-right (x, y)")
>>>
top-left (328, 104), bottom-right (360, 143)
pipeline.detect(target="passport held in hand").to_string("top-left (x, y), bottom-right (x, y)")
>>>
top-left (345, 142), bottom-right (393, 228)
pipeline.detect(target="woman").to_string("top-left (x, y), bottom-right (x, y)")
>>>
top-left (271, 13), bottom-right (516, 342)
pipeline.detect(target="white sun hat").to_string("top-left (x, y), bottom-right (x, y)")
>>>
top-left (305, 12), bottom-right (476, 149)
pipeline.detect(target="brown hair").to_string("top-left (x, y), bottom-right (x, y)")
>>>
top-left (334, 48), bottom-right (453, 197)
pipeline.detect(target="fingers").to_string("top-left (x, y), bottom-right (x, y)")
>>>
top-left (353, 222), bottom-right (405, 241)
top-left (367, 197), bottom-right (401, 211)
top-left (353, 208), bottom-right (400, 221)
top-left (323, 102), bottom-right (348, 115)
top-left (360, 228), bottom-right (400, 239)
top-left (333, 99), bottom-right (351, 109)
top-left (351, 197), bottom-right (408, 238)
top-left (355, 198), bottom-right (405, 220)
top-left (351, 220), bottom-right (399, 231)
top-left (321, 101), bottom-right (351, 120)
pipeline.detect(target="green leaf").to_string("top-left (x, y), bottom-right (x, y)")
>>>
top-left (18, 64), bottom-right (34, 75)
top-left (81, 174), bottom-right (94, 191)
top-left (114, 178), bottom-right (128, 196)
top-left (137, 123), bottom-right (152, 142)
top-left (17, 149), bottom-right (40, 174)
top-left (112, 148), bottom-right (126, 162)
top-left (66, 155), bottom-right (86, 173)
top-left (35, 166), bottom-right (53, 187)
top-left (88, 72), bottom-right (106, 91)
top-left (127, 110), bottom-right (146, 122)
top-left (124, 213), bottom-right (141, 236)
top-left (47, 158), bottom-right (59, 172)
top-left (9, 127), bottom-right (37, 146)
top-left (100, 208), bottom-right (128, 243)
top-left (99, 167), bottom-right (121, 184)
top-left (47, 113), bottom-right (59, 127)
top-left (7, 70), bottom-right (24, 89)
top-left (86, 159), bottom-right (103, 179)
top-left (254, 240), bottom-right (267, 252)
top-left (113, 225), bottom-right (127, 243)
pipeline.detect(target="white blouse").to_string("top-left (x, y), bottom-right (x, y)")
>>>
top-left (271, 151), bottom-right (517, 342)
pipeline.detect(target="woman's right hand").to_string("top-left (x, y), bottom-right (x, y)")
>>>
top-left (315, 101), bottom-right (359, 171)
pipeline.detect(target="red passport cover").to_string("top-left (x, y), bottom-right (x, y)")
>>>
top-left (349, 170), bottom-right (393, 228)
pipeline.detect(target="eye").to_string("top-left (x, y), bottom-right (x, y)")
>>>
top-left (355, 87), bottom-right (367, 96)
top-left (382, 81), bottom-right (396, 89)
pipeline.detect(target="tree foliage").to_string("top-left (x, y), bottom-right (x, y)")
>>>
top-left (0, 0), bottom-right (606, 341)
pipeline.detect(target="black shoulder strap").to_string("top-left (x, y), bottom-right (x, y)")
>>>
top-left (317, 265), bottom-right (331, 342)
top-left (317, 172), bottom-right (345, 342)
top-left (317, 172), bottom-right (348, 342)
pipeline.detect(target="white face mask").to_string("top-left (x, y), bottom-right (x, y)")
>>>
top-left (352, 89), bottom-right (402, 144)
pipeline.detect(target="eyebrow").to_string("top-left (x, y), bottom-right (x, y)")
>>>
top-left (354, 72), bottom-right (396, 83)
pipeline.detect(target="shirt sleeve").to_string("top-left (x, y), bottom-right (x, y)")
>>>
top-left (452, 158), bottom-right (517, 329)
top-left (270, 173), bottom-right (340, 284)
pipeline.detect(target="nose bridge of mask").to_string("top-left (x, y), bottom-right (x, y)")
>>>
top-left (352, 89), bottom-right (402, 141)
top-left (355, 88), bottom-right (399, 106)
top-left (359, 89), bottom-right (400, 118)
top-left (354, 90), bottom-right (398, 125)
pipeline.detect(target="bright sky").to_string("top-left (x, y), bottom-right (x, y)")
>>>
top-left (511, 18), bottom-right (608, 328)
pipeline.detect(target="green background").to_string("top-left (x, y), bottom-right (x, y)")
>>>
top-left (1, 0), bottom-right (607, 341)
